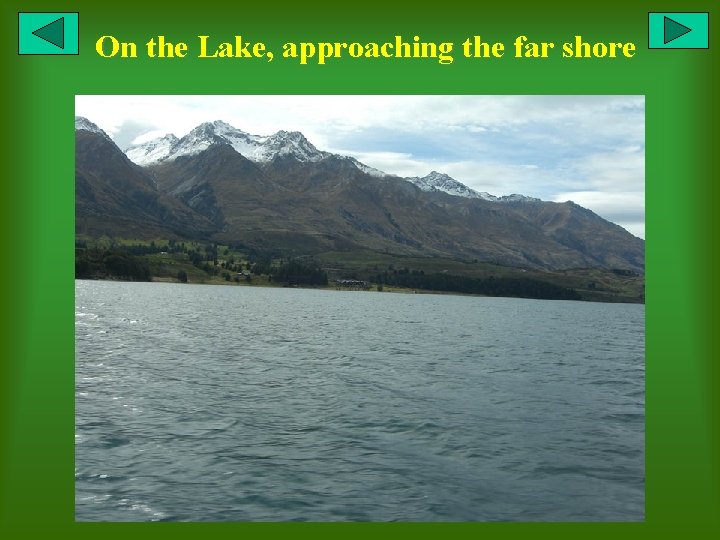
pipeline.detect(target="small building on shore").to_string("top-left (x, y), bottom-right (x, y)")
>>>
top-left (334, 279), bottom-right (370, 291)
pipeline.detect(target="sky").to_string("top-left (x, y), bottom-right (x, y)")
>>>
top-left (75, 95), bottom-right (645, 239)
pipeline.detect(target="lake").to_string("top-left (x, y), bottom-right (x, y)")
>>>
top-left (76, 280), bottom-right (644, 521)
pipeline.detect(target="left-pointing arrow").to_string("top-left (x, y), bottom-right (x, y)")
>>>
top-left (32, 17), bottom-right (65, 49)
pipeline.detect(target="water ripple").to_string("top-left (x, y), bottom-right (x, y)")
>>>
top-left (76, 280), bottom-right (644, 521)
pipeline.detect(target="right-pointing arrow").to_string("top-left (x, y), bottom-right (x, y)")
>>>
top-left (664, 16), bottom-right (692, 44)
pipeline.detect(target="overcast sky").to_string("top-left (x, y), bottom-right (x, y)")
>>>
top-left (75, 95), bottom-right (645, 239)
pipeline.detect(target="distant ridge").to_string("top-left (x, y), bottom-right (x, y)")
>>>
top-left (76, 118), bottom-right (644, 272)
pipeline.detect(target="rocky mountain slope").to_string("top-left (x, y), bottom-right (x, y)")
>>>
top-left (76, 117), bottom-right (644, 272)
top-left (75, 118), bottom-right (216, 239)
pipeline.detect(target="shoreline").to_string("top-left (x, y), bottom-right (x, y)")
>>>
top-left (74, 277), bottom-right (645, 305)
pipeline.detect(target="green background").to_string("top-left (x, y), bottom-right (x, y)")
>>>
top-left (1, 0), bottom-right (718, 535)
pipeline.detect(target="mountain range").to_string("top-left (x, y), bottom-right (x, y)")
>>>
top-left (76, 117), bottom-right (644, 273)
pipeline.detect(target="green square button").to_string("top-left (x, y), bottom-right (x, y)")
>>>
top-left (648, 12), bottom-right (709, 49)
top-left (18, 12), bottom-right (79, 55)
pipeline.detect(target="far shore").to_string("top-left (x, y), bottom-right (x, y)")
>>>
top-left (74, 276), bottom-right (644, 304)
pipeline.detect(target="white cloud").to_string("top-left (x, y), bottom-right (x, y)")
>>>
top-left (553, 191), bottom-right (645, 238)
top-left (330, 150), bottom-right (426, 178)
top-left (76, 95), bottom-right (644, 145)
top-left (130, 130), bottom-right (171, 145)
top-left (559, 148), bottom-right (645, 192)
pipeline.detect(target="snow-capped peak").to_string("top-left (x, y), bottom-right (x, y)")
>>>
top-left (116, 118), bottom-right (542, 203)
top-left (498, 194), bottom-right (541, 202)
top-left (75, 116), bottom-right (111, 140)
top-left (166, 122), bottom-right (235, 159)
top-left (125, 134), bottom-right (179, 166)
top-left (253, 130), bottom-right (329, 162)
top-left (407, 171), bottom-right (490, 200)
top-left (405, 171), bottom-right (541, 202)
top-left (123, 121), bottom-right (334, 166)
top-left (346, 157), bottom-right (387, 178)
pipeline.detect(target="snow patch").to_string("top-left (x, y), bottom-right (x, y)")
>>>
top-left (99, 116), bottom-right (543, 203)
top-left (75, 117), bottom-right (111, 141)
top-left (406, 171), bottom-right (491, 200)
top-left (125, 134), bottom-right (179, 166)
top-left (123, 121), bottom-right (331, 166)
top-left (406, 171), bottom-right (542, 202)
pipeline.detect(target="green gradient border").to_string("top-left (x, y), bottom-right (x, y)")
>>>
top-left (2, 0), bottom-right (718, 536)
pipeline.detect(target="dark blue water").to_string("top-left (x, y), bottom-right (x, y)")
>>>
top-left (75, 280), bottom-right (644, 521)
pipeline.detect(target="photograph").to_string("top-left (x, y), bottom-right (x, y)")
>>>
top-left (74, 95), bottom-right (645, 522)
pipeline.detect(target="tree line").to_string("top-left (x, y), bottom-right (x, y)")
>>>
top-left (75, 247), bottom-right (151, 281)
top-left (271, 259), bottom-right (328, 286)
top-left (75, 245), bottom-right (329, 287)
top-left (372, 270), bottom-right (580, 300)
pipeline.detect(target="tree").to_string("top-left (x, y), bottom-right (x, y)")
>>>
top-left (271, 259), bottom-right (328, 286)
top-left (177, 270), bottom-right (188, 283)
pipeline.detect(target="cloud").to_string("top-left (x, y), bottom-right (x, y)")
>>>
top-left (130, 130), bottom-right (172, 146)
top-left (553, 191), bottom-right (645, 238)
top-left (111, 120), bottom-right (162, 149)
top-left (557, 147), bottom-right (645, 192)
top-left (77, 95), bottom-right (644, 145)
